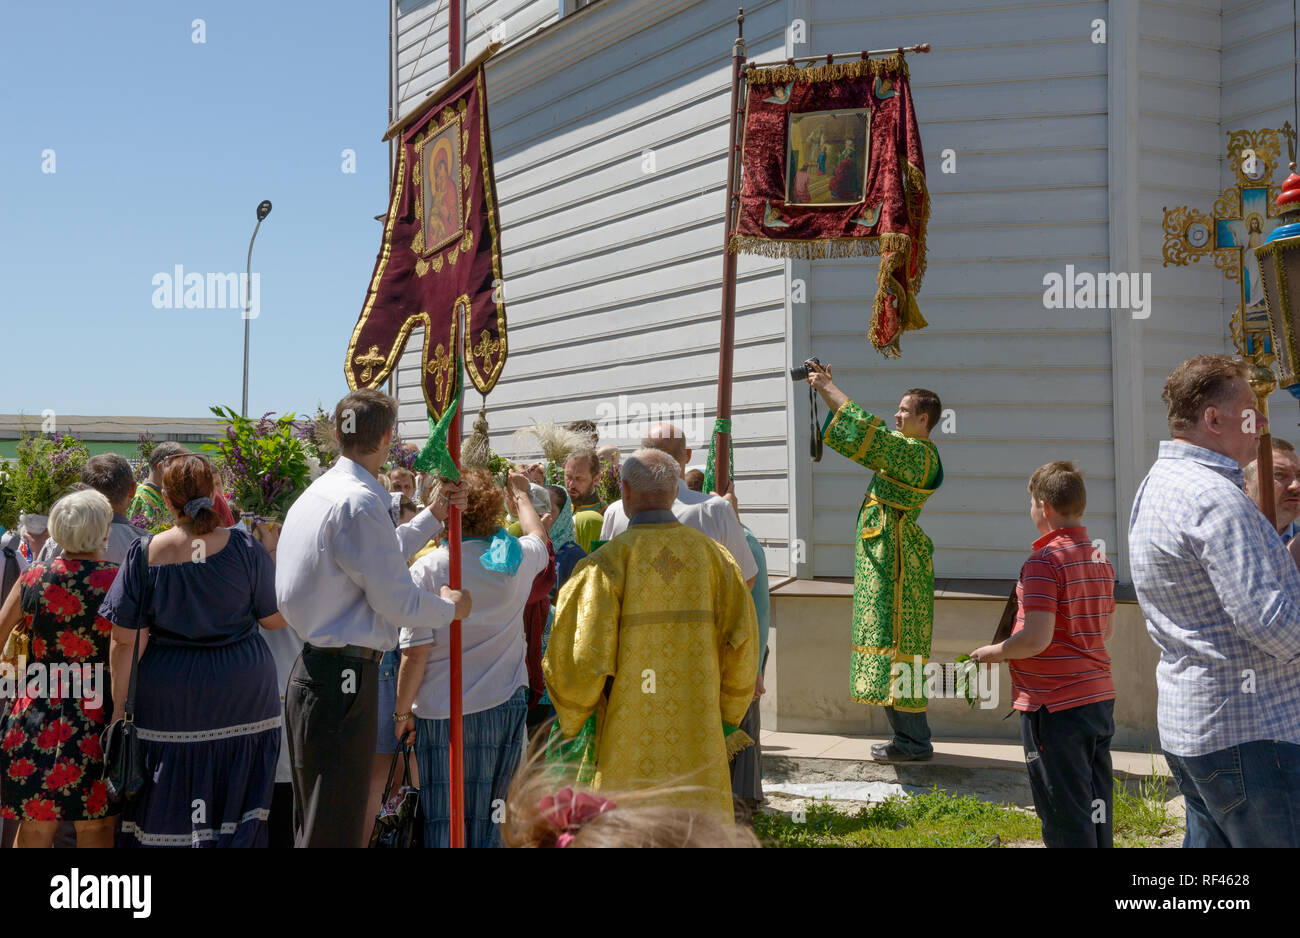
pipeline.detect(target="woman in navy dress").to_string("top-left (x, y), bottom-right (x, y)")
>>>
top-left (99, 454), bottom-right (287, 847)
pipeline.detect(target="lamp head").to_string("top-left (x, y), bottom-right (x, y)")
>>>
top-left (256, 200), bottom-right (273, 221)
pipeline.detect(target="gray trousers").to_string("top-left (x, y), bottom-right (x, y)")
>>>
top-left (285, 646), bottom-right (379, 848)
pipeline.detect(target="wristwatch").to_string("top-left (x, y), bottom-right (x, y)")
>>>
top-left (393, 711), bottom-right (413, 722)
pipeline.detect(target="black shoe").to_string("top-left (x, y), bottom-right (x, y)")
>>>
top-left (871, 742), bottom-right (933, 763)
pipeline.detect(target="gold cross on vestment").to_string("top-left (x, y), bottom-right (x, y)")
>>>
top-left (650, 545), bottom-right (685, 585)
top-left (354, 345), bottom-right (386, 384)
top-left (472, 330), bottom-right (501, 371)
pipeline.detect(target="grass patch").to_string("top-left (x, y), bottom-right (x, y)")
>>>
top-left (1114, 769), bottom-right (1179, 847)
top-left (754, 788), bottom-right (1040, 848)
top-left (757, 768), bottom-right (1181, 848)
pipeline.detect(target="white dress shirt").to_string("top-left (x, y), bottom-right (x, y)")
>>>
top-left (275, 457), bottom-right (455, 651)
top-left (263, 484), bottom-right (441, 784)
top-left (400, 533), bottom-right (549, 719)
top-left (601, 478), bottom-right (759, 582)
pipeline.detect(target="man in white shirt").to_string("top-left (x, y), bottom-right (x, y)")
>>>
top-left (601, 422), bottom-right (758, 587)
top-left (276, 389), bottom-right (471, 848)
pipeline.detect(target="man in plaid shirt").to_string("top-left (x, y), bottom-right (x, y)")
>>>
top-left (1129, 354), bottom-right (1300, 848)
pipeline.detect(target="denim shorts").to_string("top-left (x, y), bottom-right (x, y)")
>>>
top-left (375, 648), bottom-right (400, 755)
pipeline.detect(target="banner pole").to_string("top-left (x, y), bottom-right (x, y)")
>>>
top-left (713, 8), bottom-right (746, 496)
top-left (447, 379), bottom-right (465, 848)
top-left (445, 0), bottom-right (466, 852)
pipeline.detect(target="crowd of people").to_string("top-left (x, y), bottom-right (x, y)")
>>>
top-left (2, 351), bottom-right (1296, 849)
top-left (0, 389), bottom-right (770, 848)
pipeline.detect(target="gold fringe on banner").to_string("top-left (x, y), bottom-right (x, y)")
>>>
top-left (746, 53), bottom-right (909, 87)
top-left (727, 231), bottom-right (914, 261)
top-left (903, 161), bottom-right (930, 291)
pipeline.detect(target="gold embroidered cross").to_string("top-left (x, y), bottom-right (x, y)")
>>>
top-left (354, 345), bottom-right (386, 384)
top-left (426, 342), bottom-right (455, 407)
top-left (650, 545), bottom-right (685, 585)
top-left (472, 330), bottom-right (501, 371)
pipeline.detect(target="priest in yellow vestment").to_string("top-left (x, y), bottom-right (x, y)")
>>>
top-left (543, 448), bottom-right (759, 823)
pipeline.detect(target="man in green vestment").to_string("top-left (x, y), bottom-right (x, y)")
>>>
top-left (805, 363), bottom-right (944, 762)
top-left (128, 441), bottom-right (187, 528)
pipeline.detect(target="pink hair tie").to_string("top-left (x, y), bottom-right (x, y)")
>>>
top-left (539, 786), bottom-right (616, 847)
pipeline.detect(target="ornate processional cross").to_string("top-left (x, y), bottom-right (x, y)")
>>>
top-left (1162, 126), bottom-right (1295, 362)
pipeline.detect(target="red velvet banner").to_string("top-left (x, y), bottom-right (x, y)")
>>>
top-left (346, 64), bottom-right (507, 417)
top-left (730, 55), bottom-right (929, 357)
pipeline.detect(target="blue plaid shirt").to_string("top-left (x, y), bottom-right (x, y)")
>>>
top-left (1129, 440), bottom-right (1300, 756)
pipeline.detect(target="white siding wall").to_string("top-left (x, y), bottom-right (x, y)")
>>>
top-left (394, 0), bottom-right (795, 574)
top-left (1136, 1), bottom-right (1222, 519)
top-left (1222, 0), bottom-right (1300, 428)
top-left (389, 0), bottom-right (1264, 583)
top-left (806, 0), bottom-right (1115, 579)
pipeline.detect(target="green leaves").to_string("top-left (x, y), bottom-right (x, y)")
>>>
top-left (205, 406), bottom-right (312, 523)
top-left (0, 433), bottom-right (89, 527)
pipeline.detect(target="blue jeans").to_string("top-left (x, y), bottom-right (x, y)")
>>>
top-left (1164, 740), bottom-right (1300, 848)
top-left (884, 706), bottom-right (932, 756)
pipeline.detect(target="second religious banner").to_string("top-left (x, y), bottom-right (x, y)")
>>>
top-left (730, 54), bottom-right (929, 358)
top-left (345, 53), bottom-right (508, 418)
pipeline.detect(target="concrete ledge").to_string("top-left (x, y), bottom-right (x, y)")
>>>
top-left (771, 576), bottom-right (1137, 603)
top-left (760, 732), bottom-right (1169, 808)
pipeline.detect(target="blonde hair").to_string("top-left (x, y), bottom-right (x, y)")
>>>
top-left (48, 489), bottom-right (113, 555)
top-left (502, 735), bottom-right (760, 849)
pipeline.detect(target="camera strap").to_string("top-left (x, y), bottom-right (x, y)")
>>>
top-left (809, 384), bottom-right (823, 462)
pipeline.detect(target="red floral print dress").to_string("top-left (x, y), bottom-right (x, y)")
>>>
top-left (0, 557), bottom-right (118, 821)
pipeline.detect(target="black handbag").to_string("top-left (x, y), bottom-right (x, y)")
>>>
top-left (368, 743), bottom-right (424, 848)
top-left (102, 535), bottom-right (151, 804)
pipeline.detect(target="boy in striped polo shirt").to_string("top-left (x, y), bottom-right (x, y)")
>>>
top-left (970, 461), bottom-right (1116, 847)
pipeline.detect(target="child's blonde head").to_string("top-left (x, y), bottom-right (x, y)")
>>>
top-left (502, 736), bottom-right (761, 849)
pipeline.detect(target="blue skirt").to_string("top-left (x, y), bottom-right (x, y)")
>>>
top-left (118, 633), bottom-right (280, 848)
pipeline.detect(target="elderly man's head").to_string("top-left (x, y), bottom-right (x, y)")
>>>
top-left (641, 423), bottom-right (690, 475)
top-left (1162, 355), bottom-right (1260, 467)
top-left (1244, 439), bottom-right (1300, 533)
top-left (619, 448), bottom-right (680, 516)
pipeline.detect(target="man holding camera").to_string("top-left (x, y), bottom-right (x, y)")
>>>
top-left (804, 361), bottom-right (945, 762)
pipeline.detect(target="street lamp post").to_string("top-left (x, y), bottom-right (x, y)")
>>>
top-left (242, 199), bottom-right (273, 417)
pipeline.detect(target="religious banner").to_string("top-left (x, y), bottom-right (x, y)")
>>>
top-left (345, 51), bottom-right (508, 419)
top-left (730, 54), bottom-right (929, 357)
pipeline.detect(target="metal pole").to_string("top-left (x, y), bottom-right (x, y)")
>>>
top-left (713, 9), bottom-right (745, 496)
top-left (446, 0), bottom-right (465, 850)
top-left (242, 217), bottom-right (264, 418)
top-left (745, 42), bottom-right (931, 70)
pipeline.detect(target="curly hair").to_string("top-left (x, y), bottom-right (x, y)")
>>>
top-left (462, 468), bottom-right (505, 539)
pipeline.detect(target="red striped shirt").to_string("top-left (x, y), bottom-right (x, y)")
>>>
top-left (1009, 526), bottom-right (1115, 712)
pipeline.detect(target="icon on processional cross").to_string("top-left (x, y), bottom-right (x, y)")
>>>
top-left (1162, 125), bottom-right (1297, 363)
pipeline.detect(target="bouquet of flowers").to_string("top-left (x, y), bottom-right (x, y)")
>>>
top-left (206, 406), bottom-right (312, 525)
top-left (296, 404), bottom-right (340, 472)
top-left (514, 420), bottom-right (585, 487)
top-left (1, 433), bottom-right (89, 530)
top-left (132, 431), bottom-right (157, 483)
top-left (595, 458), bottom-right (621, 506)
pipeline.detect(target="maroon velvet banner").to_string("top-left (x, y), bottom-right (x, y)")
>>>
top-left (346, 64), bottom-right (507, 417)
top-left (730, 54), bottom-right (929, 357)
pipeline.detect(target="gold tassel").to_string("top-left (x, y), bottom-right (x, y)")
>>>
top-left (746, 53), bottom-right (909, 87)
top-left (461, 401), bottom-right (491, 471)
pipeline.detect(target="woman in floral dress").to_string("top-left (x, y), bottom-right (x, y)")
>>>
top-left (0, 490), bottom-right (118, 847)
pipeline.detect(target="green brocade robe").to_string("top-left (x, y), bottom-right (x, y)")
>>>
top-left (822, 400), bottom-right (943, 712)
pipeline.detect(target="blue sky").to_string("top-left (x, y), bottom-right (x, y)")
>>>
top-left (1, 1), bottom-right (396, 418)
